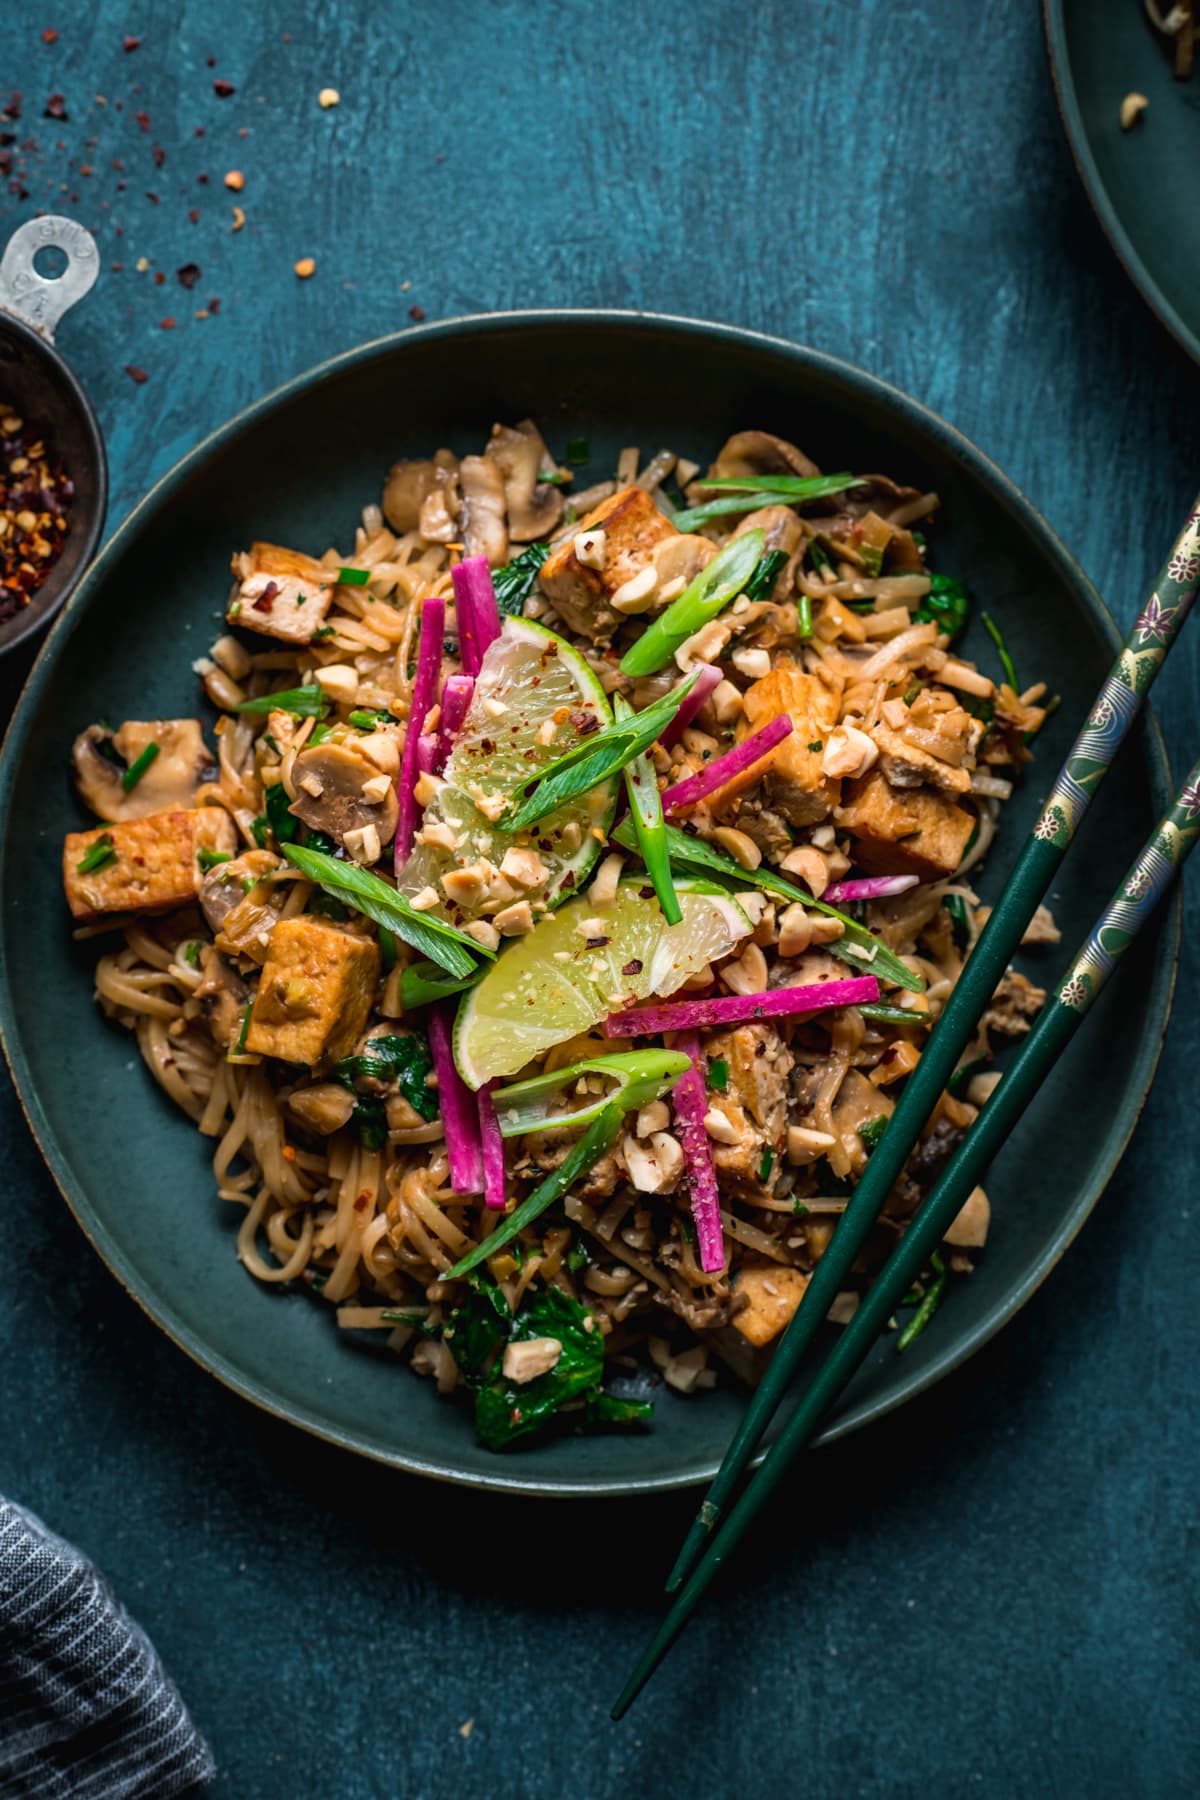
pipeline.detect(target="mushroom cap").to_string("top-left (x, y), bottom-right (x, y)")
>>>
top-left (486, 419), bottom-right (564, 543)
top-left (381, 449), bottom-right (457, 533)
top-left (199, 848), bottom-right (281, 933)
top-left (288, 740), bottom-right (400, 848)
top-left (71, 719), bottom-right (217, 823)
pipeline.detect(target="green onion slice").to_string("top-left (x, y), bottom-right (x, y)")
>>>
top-left (618, 530), bottom-right (764, 677)
top-left (281, 843), bottom-right (488, 979)
top-left (673, 474), bottom-right (862, 533)
top-left (337, 566), bottom-right (370, 587)
top-left (614, 693), bottom-right (680, 925)
top-left (76, 835), bottom-right (117, 875)
top-left (121, 742), bottom-right (160, 792)
top-left (491, 1049), bottom-right (691, 1138)
top-left (235, 685), bottom-right (330, 718)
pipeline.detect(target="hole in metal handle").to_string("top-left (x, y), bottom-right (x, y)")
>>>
top-left (0, 216), bottom-right (100, 344)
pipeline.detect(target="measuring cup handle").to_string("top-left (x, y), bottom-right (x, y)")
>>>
top-left (0, 216), bottom-right (100, 344)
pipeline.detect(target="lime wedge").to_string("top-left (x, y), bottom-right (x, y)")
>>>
top-left (397, 618), bottom-right (616, 924)
top-left (453, 879), bottom-right (752, 1087)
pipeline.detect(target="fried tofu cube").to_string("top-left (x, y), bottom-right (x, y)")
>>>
top-left (836, 768), bottom-right (974, 880)
top-left (732, 1264), bottom-right (812, 1348)
top-left (538, 485), bottom-right (713, 644)
top-left (245, 916), bottom-right (380, 1064)
top-left (63, 807), bottom-right (236, 921)
top-left (707, 658), bottom-right (843, 824)
top-left (228, 541), bottom-right (335, 645)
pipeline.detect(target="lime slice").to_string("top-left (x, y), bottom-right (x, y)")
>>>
top-left (453, 879), bottom-right (752, 1087)
top-left (397, 618), bottom-right (616, 925)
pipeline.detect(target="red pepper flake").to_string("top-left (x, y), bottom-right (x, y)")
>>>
top-left (252, 579), bottom-right (279, 613)
top-left (160, 317), bottom-right (176, 329)
top-left (206, 56), bottom-right (217, 68)
top-left (43, 94), bottom-right (68, 120)
top-left (110, 260), bottom-right (123, 271)
top-left (3, 94), bottom-right (23, 122)
top-left (212, 79), bottom-right (235, 98)
top-left (116, 180), bottom-right (126, 191)
top-left (209, 297), bottom-right (221, 313)
top-left (42, 28), bottom-right (59, 44)
top-left (177, 262), bottom-right (200, 288)
top-left (409, 304), bottom-right (426, 321)
top-left (193, 126), bottom-right (205, 137)
top-left (196, 172), bottom-right (209, 184)
top-left (124, 365), bottom-right (148, 384)
top-left (145, 191), bottom-right (159, 203)
top-left (111, 157), bottom-right (124, 170)
top-left (187, 207), bottom-right (199, 223)
top-left (123, 35), bottom-right (140, 52)
top-left (154, 271), bottom-right (165, 285)
top-left (151, 144), bottom-right (165, 167)
top-left (135, 109), bottom-right (150, 131)
top-left (79, 162), bottom-right (92, 176)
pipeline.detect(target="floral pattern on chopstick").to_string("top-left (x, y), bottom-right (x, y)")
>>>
top-left (1056, 754), bottom-right (1200, 1012)
top-left (1032, 503), bottom-right (1200, 852)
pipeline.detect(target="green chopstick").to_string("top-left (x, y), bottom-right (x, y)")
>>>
top-left (612, 742), bottom-right (1200, 1719)
top-left (661, 498), bottom-right (1200, 1599)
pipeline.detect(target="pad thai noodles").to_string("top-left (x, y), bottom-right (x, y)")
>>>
top-left (62, 422), bottom-right (1055, 1450)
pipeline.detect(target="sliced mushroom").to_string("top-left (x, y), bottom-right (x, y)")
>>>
top-left (692, 430), bottom-right (822, 498)
top-left (485, 419), bottom-right (564, 542)
top-left (382, 449), bottom-right (458, 533)
top-left (199, 849), bottom-right (281, 933)
top-left (418, 462), bottom-right (461, 543)
top-left (287, 1082), bottom-right (356, 1135)
top-left (72, 720), bottom-right (217, 823)
top-left (194, 946), bottom-right (250, 1049)
top-left (458, 454), bottom-right (509, 565)
top-left (732, 504), bottom-right (805, 556)
top-left (288, 741), bottom-right (400, 847)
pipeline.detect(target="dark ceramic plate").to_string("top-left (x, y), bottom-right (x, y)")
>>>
top-left (1046, 0), bottom-right (1200, 366)
top-left (0, 312), bottom-right (1177, 1496)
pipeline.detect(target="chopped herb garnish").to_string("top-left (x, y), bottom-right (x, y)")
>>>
top-left (379, 1308), bottom-right (441, 1338)
top-left (348, 708), bottom-right (387, 730)
top-left (235, 684), bottom-right (331, 719)
top-left (897, 1251), bottom-right (947, 1351)
top-left (858, 1115), bottom-right (889, 1151)
top-left (121, 741), bottom-right (160, 792)
top-left (537, 470), bottom-right (570, 486)
top-left (792, 1198), bottom-right (810, 1216)
top-left (229, 599), bottom-right (242, 618)
top-left (337, 566), bottom-right (370, 587)
top-left (76, 835), bottom-right (117, 875)
top-left (758, 1147), bottom-right (774, 1180)
top-left (566, 436), bottom-right (590, 465)
top-left (797, 592), bottom-right (813, 641)
top-left (709, 1057), bottom-right (729, 1091)
top-left (312, 625), bottom-right (336, 642)
top-left (250, 814), bottom-right (270, 849)
top-left (233, 1000), bottom-right (254, 1056)
top-left (981, 610), bottom-right (1019, 691)
top-left (807, 740), bottom-right (823, 753)
top-left (197, 846), bottom-right (232, 873)
top-left (492, 541), bottom-right (550, 618)
top-left (809, 540), bottom-right (832, 573)
top-left (565, 1242), bottom-right (591, 1273)
top-left (182, 940), bottom-right (201, 968)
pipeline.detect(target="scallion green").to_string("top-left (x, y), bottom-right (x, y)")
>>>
top-left (618, 530), bottom-right (765, 678)
top-left (614, 693), bottom-right (680, 926)
top-left (76, 835), bottom-right (117, 875)
top-left (121, 741), bottom-right (160, 792)
top-left (235, 685), bottom-right (330, 719)
top-left (672, 473), bottom-right (862, 533)
top-left (337, 566), bottom-right (370, 587)
top-left (281, 843), bottom-right (487, 978)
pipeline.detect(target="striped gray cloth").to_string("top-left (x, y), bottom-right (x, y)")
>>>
top-left (0, 1501), bottom-right (214, 1797)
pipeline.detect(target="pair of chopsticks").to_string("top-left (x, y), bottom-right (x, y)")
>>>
top-left (612, 499), bottom-right (1200, 1718)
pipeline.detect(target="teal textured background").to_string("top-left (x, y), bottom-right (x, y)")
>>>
top-left (1, 4), bottom-right (1198, 1795)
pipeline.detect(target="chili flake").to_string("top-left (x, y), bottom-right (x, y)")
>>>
top-left (0, 406), bottom-right (72, 625)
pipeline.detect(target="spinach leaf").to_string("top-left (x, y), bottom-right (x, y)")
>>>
top-left (493, 541), bottom-right (550, 618)
top-left (265, 781), bottom-right (299, 845)
top-left (914, 572), bottom-right (969, 639)
top-left (443, 1281), bottom-right (655, 1451)
top-left (333, 1032), bottom-right (438, 1121)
